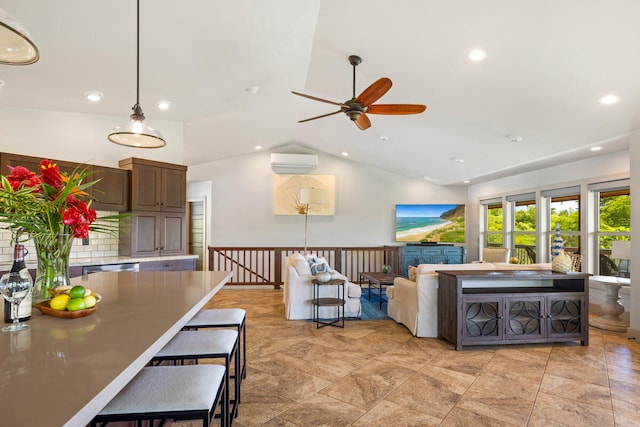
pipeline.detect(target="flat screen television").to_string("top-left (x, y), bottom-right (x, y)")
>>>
top-left (395, 204), bottom-right (465, 243)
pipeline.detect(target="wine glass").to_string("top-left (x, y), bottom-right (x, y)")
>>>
top-left (0, 271), bottom-right (33, 332)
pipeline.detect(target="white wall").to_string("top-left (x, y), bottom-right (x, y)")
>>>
top-left (629, 130), bottom-right (640, 340)
top-left (0, 107), bottom-right (184, 167)
top-left (187, 147), bottom-right (467, 247)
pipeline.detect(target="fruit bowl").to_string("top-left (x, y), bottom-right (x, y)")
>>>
top-left (34, 300), bottom-right (98, 319)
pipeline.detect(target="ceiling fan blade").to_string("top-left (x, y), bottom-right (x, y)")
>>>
top-left (367, 104), bottom-right (427, 115)
top-left (355, 77), bottom-right (392, 107)
top-left (291, 91), bottom-right (349, 108)
top-left (355, 113), bottom-right (371, 130)
top-left (298, 110), bottom-right (342, 123)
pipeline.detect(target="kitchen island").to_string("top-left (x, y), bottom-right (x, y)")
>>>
top-left (0, 270), bottom-right (232, 427)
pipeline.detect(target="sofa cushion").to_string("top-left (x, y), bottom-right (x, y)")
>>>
top-left (290, 253), bottom-right (312, 276)
top-left (493, 262), bottom-right (552, 270)
top-left (347, 283), bottom-right (362, 298)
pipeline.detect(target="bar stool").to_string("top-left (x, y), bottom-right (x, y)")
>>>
top-left (151, 329), bottom-right (239, 425)
top-left (184, 308), bottom-right (247, 384)
top-left (90, 364), bottom-right (226, 427)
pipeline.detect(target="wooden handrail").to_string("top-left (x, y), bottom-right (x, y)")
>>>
top-left (208, 246), bottom-right (401, 289)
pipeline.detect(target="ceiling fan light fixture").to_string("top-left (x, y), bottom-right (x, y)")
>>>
top-left (0, 8), bottom-right (39, 65)
top-left (109, 0), bottom-right (165, 148)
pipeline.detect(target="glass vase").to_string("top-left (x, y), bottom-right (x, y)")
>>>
top-left (33, 233), bottom-right (73, 301)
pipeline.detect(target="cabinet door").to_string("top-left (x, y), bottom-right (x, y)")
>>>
top-left (160, 213), bottom-right (186, 255)
top-left (161, 168), bottom-right (186, 212)
top-left (546, 295), bottom-right (585, 339)
top-left (131, 164), bottom-right (161, 211)
top-left (461, 295), bottom-right (504, 344)
top-left (92, 167), bottom-right (130, 211)
top-left (505, 296), bottom-right (545, 340)
top-left (129, 212), bottom-right (160, 257)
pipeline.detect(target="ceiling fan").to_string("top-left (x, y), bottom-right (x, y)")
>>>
top-left (292, 55), bottom-right (426, 130)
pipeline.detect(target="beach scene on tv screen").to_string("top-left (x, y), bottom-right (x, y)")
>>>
top-left (396, 204), bottom-right (465, 243)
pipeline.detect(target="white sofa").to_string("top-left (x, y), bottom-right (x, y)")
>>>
top-left (387, 262), bottom-right (552, 337)
top-left (283, 253), bottom-right (362, 320)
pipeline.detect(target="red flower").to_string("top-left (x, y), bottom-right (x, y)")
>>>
top-left (6, 165), bottom-right (41, 191)
top-left (62, 197), bottom-right (97, 238)
top-left (40, 159), bottom-right (64, 190)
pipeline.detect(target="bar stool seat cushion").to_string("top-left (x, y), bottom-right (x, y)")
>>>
top-left (155, 330), bottom-right (237, 358)
top-left (185, 308), bottom-right (246, 327)
top-left (98, 365), bottom-right (224, 416)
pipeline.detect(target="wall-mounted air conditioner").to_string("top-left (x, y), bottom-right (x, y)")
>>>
top-left (270, 153), bottom-right (318, 174)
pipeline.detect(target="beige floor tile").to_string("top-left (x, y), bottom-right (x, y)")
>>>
top-left (528, 391), bottom-right (614, 427)
top-left (467, 371), bottom-right (541, 402)
top-left (350, 359), bottom-right (415, 388)
top-left (318, 372), bottom-right (391, 410)
top-left (385, 366), bottom-right (475, 418)
top-left (275, 393), bottom-right (366, 426)
top-left (430, 348), bottom-right (496, 376)
top-left (539, 374), bottom-right (611, 409)
top-left (440, 407), bottom-right (520, 427)
top-left (609, 378), bottom-right (640, 405)
top-left (612, 398), bottom-right (640, 427)
top-left (351, 399), bottom-right (442, 426)
top-left (455, 389), bottom-right (534, 425)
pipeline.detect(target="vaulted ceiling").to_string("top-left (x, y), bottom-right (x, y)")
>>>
top-left (1, 0), bottom-right (637, 185)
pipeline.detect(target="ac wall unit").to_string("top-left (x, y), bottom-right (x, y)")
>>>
top-left (270, 153), bottom-right (318, 174)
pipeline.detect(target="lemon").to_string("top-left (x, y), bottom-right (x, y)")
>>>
top-left (83, 295), bottom-right (97, 309)
top-left (69, 285), bottom-right (86, 299)
top-left (50, 294), bottom-right (71, 311)
top-left (66, 297), bottom-right (86, 311)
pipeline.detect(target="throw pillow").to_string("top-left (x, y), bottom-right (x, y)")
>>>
top-left (308, 256), bottom-right (332, 275)
top-left (290, 253), bottom-right (312, 276)
top-left (408, 265), bottom-right (417, 281)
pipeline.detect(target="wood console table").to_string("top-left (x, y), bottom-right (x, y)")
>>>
top-left (0, 270), bottom-right (232, 427)
top-left (437, 270), bottom-right (589, 351)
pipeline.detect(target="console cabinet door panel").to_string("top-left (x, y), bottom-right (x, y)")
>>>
top-left (130, 213), bottom-right (160, 257)
top-left (546, 295), bottom-right (585, 339)
top-left (461, 295), bottom-right (504, 344)
top-left (505, 296), bottom-right (545, 340)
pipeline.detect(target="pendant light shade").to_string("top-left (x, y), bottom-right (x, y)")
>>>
top-left (0, 8), bottom-right (40, 65)
top-left (108, 0), bottom-right (165, 148)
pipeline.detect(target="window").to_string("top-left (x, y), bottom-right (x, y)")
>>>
top-left (541, 186), bottom-right (581, 259)
top-left (507, 193), bottom-right (537, 264)
top-left (480, 198), bottom-right (504, 248)
top-left (595, 187), bottom-right (630, 276)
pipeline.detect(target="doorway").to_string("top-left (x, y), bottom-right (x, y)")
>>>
top-left (187, 199), bottom-right (206, 270)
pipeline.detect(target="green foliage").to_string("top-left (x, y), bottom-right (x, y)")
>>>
top-left (514, 205), bottom-right (536, 231)
top-left (487, 208), bottom-right (502, 231)
top-left (600, 195), bottom-right (630, 231)
top-left (422, 217), bottom-right (465, 243)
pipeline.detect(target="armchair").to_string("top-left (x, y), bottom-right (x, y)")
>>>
top-left (283, 254), bottom-right (361, 320)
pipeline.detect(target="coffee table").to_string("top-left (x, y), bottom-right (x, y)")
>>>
top-left (359, 272), bottom-right (401, 309)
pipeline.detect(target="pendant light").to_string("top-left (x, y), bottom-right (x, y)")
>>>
top-left (0, 8), bottom-right (39, 65)
top-left (108, 0), bottom-right (165, 148)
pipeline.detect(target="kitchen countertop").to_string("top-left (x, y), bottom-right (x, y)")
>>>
top-left (0, 270), bottom-right (232, 427)
top-left (1, 254), bottom-right (198, 271)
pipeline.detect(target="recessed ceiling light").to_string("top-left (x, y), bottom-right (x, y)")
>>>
top-left (254, 145), bottom-right (262, 150)
top-left (463, 180), bottom-right (471, 184)
top-left (378, 135), bottom-right (389, 141)
top-left (454, 158), bottom-right (465, 163)
top-left (157, 100), bottom-right (171, 110)
top-left (84, 91), bottom-right (103, 102)
top-left (590, 146), bottom-right (603, 151)
top-left (468, 49), bottom-right (487, 62)
top-left (341, 152), bottom-right (349, 157)
top-left (0, 80), bottom-right (5, 88)
top-left (510, 136), bottom-right (523, 143)
top-left (246, 86), bottom-right (259, 94)
top-left (599, 94), bottom-right (620, 105)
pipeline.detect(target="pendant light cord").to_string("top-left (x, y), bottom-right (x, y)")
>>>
top-left (136, 0), bottom-right (140, 106)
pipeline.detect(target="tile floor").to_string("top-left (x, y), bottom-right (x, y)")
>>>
top-left (198, 288), bottom-right (640, 427)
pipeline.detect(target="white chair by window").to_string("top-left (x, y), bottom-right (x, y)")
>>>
top-left (482, 247), bottom-right (510, 263)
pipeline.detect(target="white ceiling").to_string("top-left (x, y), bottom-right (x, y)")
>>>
top-left (1, 0), bottom-right (638, 185)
